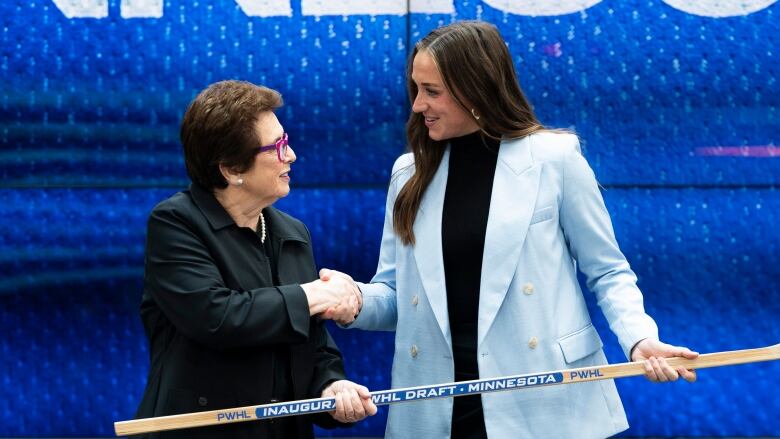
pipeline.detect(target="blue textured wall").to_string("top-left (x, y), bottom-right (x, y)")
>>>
top-left (1, 0), bottom-right (778, 436)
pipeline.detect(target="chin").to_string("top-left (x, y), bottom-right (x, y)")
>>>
top-left (427, 131), bottom-right (443, 141)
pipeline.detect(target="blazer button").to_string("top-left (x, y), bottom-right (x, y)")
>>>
top-left (528, 336), bottom-right (538, 349)
top-left (411, 295), bottom-right (419, 306)
top-left (197, 396), bottom-right (208, 407)
top-left (411, 345), bottom-right (419, 358)
top-left (523, 282), bottom-right (535, 295)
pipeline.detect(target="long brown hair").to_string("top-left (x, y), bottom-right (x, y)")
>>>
top-left (394, 21), bottom-right (545, 245)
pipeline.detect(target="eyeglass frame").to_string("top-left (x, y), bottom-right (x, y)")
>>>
top-left (257, 132), bottom-right (289, 162)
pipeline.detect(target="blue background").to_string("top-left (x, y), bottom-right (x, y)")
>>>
top-left (1, 0), bottom-right (779, 436)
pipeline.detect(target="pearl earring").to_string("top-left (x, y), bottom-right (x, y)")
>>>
top-left (236, 178), bottom-right (244, 186)
top-left (471, 108), bottom-right (480, 120)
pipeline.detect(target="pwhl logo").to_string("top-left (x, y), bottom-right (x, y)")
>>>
top-left (52, 0), bottom-right (778, 19)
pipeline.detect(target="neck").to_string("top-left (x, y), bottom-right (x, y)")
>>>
top-left (214, 187), bottom-right (270, 230)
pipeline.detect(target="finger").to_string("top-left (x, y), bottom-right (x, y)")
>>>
top-left (343, 390), bottom-right (357, 421)
top-left (364, 398), bottom-right (378, 416)
top-left (679, 367), bottom-right (697, 383)
top-left (361, 392), bottom-right (378, 416)
top-left (321, 307), bottom-right (335, 320)
top-left (350, 295), bottom-right (360, 317)
top-left (651, 357), bottom-right (670, 382)
top-left (337, 307), bottom-right (355, 325)
top-left (334, 391), bottom-right (346, 422)
top-left (331, 269), bottom-right (354, 282)
top-left (679, 347), bottom-right (699, 359)
top-left (663, 343), bottom-right (698, 359)
top-left (657, 357), bottom-right (679, 381)
top-left (319, 268), bottom-right (332, 281)
top-left (356, 385), bottom-right (371, 399)
top-left (349, 388), bottom-right (366, 420)
top-left (643, 358), bottom-right (659, 382)
top-left (354, 385), bottom-right (377, 415)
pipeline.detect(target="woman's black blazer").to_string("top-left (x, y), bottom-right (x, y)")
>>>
top-left (134, 183), bottom-right (347, 438)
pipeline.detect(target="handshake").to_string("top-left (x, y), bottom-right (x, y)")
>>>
top-left (301, 268), bottom-right (362, 325)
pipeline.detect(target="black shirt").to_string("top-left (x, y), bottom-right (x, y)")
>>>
top-left (442, 131), bottom-right (500, 439)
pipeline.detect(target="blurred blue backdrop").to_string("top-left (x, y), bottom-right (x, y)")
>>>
top-left (1, 0), bottom-right (778, 436)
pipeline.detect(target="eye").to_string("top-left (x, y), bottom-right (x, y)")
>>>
top-left (425, 88), bottom-right (439, 97)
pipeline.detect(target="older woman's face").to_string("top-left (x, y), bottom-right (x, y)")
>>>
top-left (242, 111), bottom-right (296, 203)
top-left (410, 50), bottom-right (479, 141)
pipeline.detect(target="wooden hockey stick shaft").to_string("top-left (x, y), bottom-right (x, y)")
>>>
top-left (115, 343), bottom-right (780, 436)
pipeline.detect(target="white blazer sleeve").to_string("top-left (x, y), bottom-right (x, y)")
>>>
top-left (348, 155), bottom-right (413, 331)
top-left (558, 141), bottom-right (659, 359)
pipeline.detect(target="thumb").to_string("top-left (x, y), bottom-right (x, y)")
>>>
top-left (357, 385), bottom-right (371, 399)
top-left (676, 346), bottom-right (699, 359)
top-left (321, 307), bottom-right (336, 319)
top-left (319, 268), bottom-right (332, 281)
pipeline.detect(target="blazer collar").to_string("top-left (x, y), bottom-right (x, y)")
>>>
top-left (413, 147), bottom-right (452, 348)
top-left (478, 136), bottom-right (541, 344)
top-left (263, 206), bottom-right (308, 243)
top-left (189, 183), bottom-right (307, 243)
top-left (189, 183), bottom-right (234, 230)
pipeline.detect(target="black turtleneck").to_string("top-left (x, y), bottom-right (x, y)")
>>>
top-left (442, 130), bottom-right (500, 439)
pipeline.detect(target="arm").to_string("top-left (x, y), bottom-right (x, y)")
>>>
top-left (144, 206), bottom-right (351, 349)
top-left (558, 140), bottom-right (659, 359)
top-left (558, 141), bottom-right (697, 381)
top-left (337, 156), bottom-right (414, 331)
top-left (308, 320), bottom-right (377, 427)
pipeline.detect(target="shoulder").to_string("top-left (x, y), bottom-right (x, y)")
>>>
top-left (145, 190), bottom-right (205, 240)
top-left (266, 207), bottom-right (311, 242)
top-left (391, 152), bottom-right (415, 175)
top-left (150, 190), bottom-right (194, 218)
top-left (271, 207), bottom-right (306, 230)
top-left (389, 152), bottom-right (415, 188)
top-left (520, 131), bottom-right (582, 164)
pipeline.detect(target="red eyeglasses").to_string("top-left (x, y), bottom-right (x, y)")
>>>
top-left (257, 133), bottom-right (289, 162)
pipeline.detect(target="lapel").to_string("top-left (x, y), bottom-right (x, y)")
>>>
top-left (413, 147), bottom-right (452, 348)
top-left (478, 136), bottom-right (541, 345)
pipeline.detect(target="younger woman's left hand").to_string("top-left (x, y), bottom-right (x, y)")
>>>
top-left (631, 338), bottom-right (698, 383)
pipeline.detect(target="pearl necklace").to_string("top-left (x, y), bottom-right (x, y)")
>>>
top-left (259, 211), bottom-right (266, 244)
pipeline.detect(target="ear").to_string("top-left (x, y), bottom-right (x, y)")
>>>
top-left (219, 163), bottom-right (241, 186)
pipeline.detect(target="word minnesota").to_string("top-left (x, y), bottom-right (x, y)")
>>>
top-left (467, 373), bottom-right (562, 393)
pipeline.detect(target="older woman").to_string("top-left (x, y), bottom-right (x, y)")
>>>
top-left (135, 80), bottom-right (376, 438)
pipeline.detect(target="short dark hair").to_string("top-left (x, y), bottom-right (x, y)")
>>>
top-left (180, 80), bottom-right (283, 191)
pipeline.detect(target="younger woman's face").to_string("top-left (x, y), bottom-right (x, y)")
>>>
top-left (410, 50), bottom-right (479, 141)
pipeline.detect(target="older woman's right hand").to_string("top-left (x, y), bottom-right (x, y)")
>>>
top-left (301, 272), bottom-right (361, 321)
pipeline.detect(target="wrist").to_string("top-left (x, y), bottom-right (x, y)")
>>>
top-left (630, 338), bottom-right (648, 361)
top-left (354, 285), bottom-right (364, 320)
top-left (301, 281), bottom-right (324, 316)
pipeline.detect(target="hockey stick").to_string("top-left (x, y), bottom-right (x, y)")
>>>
top-left (115, 343), bottom-right (780, 436)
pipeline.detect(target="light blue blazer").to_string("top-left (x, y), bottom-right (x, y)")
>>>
top-left (350, 132), bottom-right (659, 438)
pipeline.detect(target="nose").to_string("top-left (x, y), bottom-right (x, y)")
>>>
top-left (411, 90), bottom-right (426, 114)
top-left (284, 144), bottom-right (297, 164)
